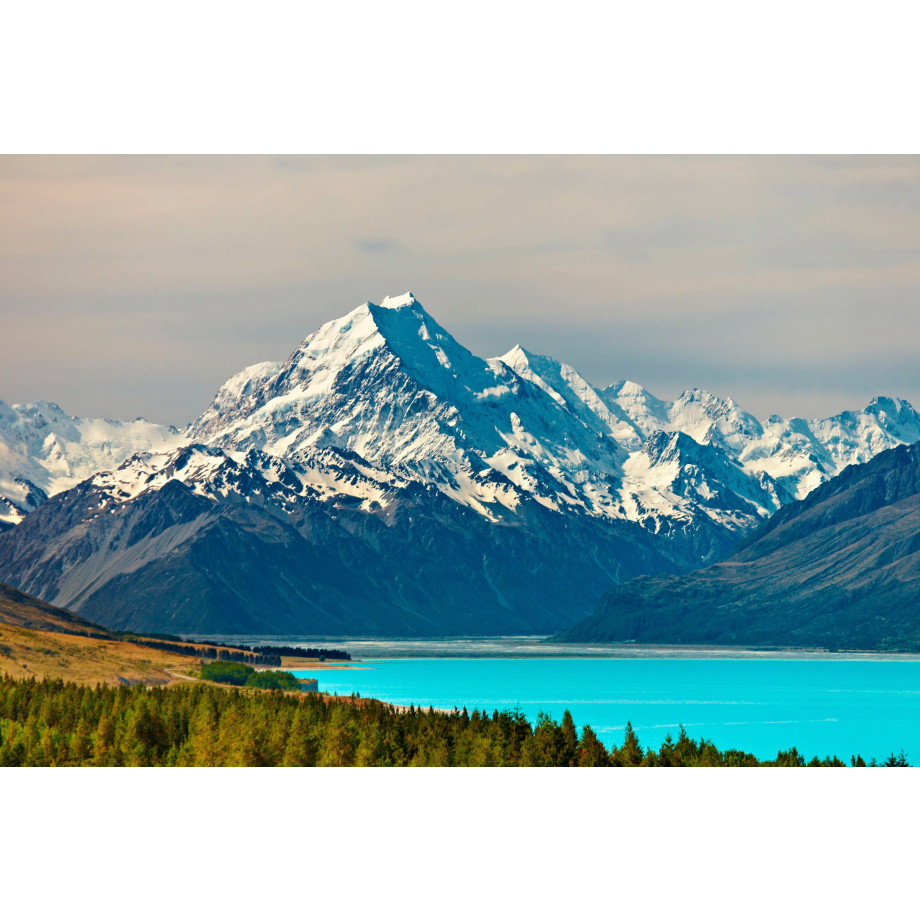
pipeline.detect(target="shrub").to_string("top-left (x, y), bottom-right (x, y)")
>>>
top-left (200, 660), bottom-right (254, 686)
top-left (244, 670), bottom-right (300, 691)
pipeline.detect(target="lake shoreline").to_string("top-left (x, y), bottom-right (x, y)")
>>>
top-left (191, 635), bottom-right (920, 662)
top-left (285, 656), bottom-right (920, 762)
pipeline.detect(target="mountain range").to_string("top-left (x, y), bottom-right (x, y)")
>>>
top-left (0, 292), bottom-right (917, 636)
top-left (556, 442), bottom-right (920, 650)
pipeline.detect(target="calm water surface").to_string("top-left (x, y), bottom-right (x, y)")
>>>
top-left (289, 656), bottom-right (920, 762)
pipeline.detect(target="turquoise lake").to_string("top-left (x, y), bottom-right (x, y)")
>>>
top-left (289, 657), bottom-right (920, 762)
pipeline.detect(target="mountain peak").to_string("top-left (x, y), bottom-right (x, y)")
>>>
top-left (676, 386), bottom-right (719, 404)
top-left (498, 344), bottom-right (535, 367)
top-left (865, 395), bottom-right (916, 416)
top-left (377, 291), bottom-right (419, 311)
top-left (605, 380), bottom-right (652, 399)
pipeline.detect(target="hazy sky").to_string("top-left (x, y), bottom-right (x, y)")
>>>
top-left (1, 155), bottom-right (918, 426)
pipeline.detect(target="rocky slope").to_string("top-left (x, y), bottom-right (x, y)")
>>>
top-left (0, 443), bottom-right (677, 634)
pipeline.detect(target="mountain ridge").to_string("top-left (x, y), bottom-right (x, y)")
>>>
top-left (4, 293), bottom-right (916, 542)
top-left (555, 442), bottom-right (920, 650)
top-left (0, 292), bottom-right (917, 635)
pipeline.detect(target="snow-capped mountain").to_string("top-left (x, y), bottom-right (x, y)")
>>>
top-left (603, 384), bottom-right (920, 501)
top-left (0, 441), bottom-right (675, 634)
top-left (0, 399), bottom-right (183, 529)
top-left (188, 292), bottom-right (633, 524)
top-left (183, 292), bottom-right (803, 551)
top-left (0, 292), bottom-right (917, 635)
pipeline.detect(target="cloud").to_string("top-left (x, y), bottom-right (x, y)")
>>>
top-left (0, 155), bottom-right (917, 424)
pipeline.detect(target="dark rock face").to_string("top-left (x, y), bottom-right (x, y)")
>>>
top-left (557, 443), bottom-right (920, 650)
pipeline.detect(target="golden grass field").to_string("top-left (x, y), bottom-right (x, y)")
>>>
top-left (0, 621), bottom-right (344, 686)
top-left (0, 620), bottom-right (196, 685)
top-left (0, 579), bottom-right (112, 637)
top-left (0, 578), bottom-right (344, 686)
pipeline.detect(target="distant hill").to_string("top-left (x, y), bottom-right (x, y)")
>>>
top-left (556, 442), bottom-right (920, 650)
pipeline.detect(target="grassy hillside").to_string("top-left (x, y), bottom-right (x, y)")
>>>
top-left (0, 621), bottom-right (195, 686)
top-left (0, 580), bottom-right (114, 637)
top-left (0, 579), bottom-right (196, 684)
top-left (0, 577), bottom-right (334, 685)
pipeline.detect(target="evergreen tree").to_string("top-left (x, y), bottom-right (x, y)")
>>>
top-left (186, 693), bottom-right (220, 766)
top-left (319, 706), bottom-right (358, 766)
top-left (615, 722), bottom-right (644, 767)
top-left (0, 674), bottom-right (874, 768)
top-left (561, 710), bottom-right (578, 766)
top-left (576, 724), bottom-right (609, 767)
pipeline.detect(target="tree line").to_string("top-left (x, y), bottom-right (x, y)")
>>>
top-left (0, 674), bottom-right (907, 767)
top-left (119, 638), bottom-right (283, 666)
top-left (116, 636), bottom-right (352, 665)
top-left (244, 646), bottom-right (352, 661)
